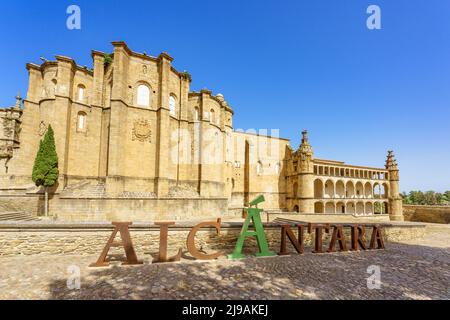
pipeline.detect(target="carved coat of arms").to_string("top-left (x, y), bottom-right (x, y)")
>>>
top-left (132, 119), bottom-right (151, 143)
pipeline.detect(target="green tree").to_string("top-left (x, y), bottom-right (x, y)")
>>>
top-left (444, 191), bottom-right (450, 203)
top-left (32, 125), bottom-right (59, 216)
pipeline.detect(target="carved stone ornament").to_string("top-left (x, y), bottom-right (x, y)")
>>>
top-left (38, 121), bottom-right (47, 136)
top-left (132, 119), bottom-right (151, 143)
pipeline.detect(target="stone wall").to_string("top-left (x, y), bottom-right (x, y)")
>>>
top-left (0, 221), bottom-right (426, 257)
top-left (0, 195), bottom-right (233, 221)
top-left (403, 205), bottom-right (450, 224)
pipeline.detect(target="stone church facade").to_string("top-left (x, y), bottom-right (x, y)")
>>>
top-left (0, 42), bottom-right (403, 221)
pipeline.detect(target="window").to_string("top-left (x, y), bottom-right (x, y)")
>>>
top-left (210, 109), bottom-right (215, 124)
top-left (137, 84), bottom-right (150, 107)
top-left (275, 162), bottom-right (281, 175)
top-left (194, 107), bottom-right (199, 121)
top-left (257, 161), bottom-right (263, 175)
top-left (77, 112), bottom-right (87, 132)
top-left (77, 85), bottom-right (85, 102)
top-left (169, 95), bottom-right (176, 116)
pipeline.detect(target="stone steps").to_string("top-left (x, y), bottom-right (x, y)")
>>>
top-left (61, 182), bottom-right (106, 198)
top-left (0, 212), bottom-right (39, 221)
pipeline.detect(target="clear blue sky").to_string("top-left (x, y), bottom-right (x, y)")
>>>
top-left (0, 0), bottom-right (449, 192)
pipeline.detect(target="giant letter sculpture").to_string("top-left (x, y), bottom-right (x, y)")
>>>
top-left (228, 195), bottom-right (276, 260)
top-left (90, 222), bottom-right (142, 267)
top-left (187, 218), bottom-right (223, 260)
top-left (154, 222), bottom-right (183, 263)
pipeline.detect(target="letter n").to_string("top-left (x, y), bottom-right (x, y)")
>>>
top-left (279, 224), bottom-right (305, 255)
top-left (90, 222), bottom-right (142, 267)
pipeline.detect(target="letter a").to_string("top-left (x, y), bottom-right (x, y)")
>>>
top-left (90, 222), bottom-right (142, 267)
top-left (66, 5), bottom-right (81, 30)
top-left (370, 225), bottom-right (385, 249)
top-left (366, 5), bottom-right (381, 30)
top-left (228, 196), bottom-right (275, 260)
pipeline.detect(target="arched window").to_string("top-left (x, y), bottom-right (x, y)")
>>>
top-left (169, 95), bottom-right (176, 116)
top-left (256, 161), bottom-right (263, 175)
top-left (77, 84), bottom-right (85, 102)
top-left (193, 107), bottom-right (199, 121)
top-left (77, 112), bottom-right (87, 132)
top-left (137, 84), bottom-right (150, 107)
top-left (275, 162), bottom-right (281, 175)
top-left (210, 109), bottom-right (215, 124)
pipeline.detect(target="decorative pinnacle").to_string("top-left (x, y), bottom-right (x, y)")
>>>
top-left (298, 129), bottom-right (313, 156)
top-left (301, 130), bottom-right (308, 144)
top-left (15, 91), bottom-right (21, 109)
top-left (386, 150), bottom-right (398, 171)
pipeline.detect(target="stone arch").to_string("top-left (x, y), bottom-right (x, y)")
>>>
top-left (275, 162), bottom-right (281, 175)
top-left (365, 202), bottom-right (374, 215)
top-left (77, 111), bottom-right (87, 132)
top-left (256, 160), bottom-right (263, 176)
top-left (76, 84), bottom-right (86, 102)
top-left (382, 183), bottom-right (389, 198)
top-left (210, 108), bottom-right (216, 124)
top-left (336, 201), bottom-right (345, 214)
top-left (364, 182), bottom-right (372, 198)
top-left (293, 205), bottom-right (299, 213)
top-left (169, 94), bottom-right (177, 116)
top-left (314, 179), bottom-right (324, 198)
top-left (325, 202), bottom-right (335, 213)
top-left (136, 82), bottom-right (151, 107)
top-left (374, 202), bottom-right (383, 214)
top-left (346, 202), bottom-right (356, 214)
top-left (373, 183), bottom-right (382, 199)
top-left (355, 181), bottom-right (364, 198)
top-left (193, 106), bottom-right (200, 121)
top-left (336, 180), bottom-right (345, 198)
top-left (356, 202), bottom-right (365, 215)
top-left (346, 181), bottom-right (355, 198)
top-left (314, 202), bottom-right (324, 213)
top-left (324, 179), bottom-right (334, 198)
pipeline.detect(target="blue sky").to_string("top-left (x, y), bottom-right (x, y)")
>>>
top-left (0, 0), bottom-right (449, 192)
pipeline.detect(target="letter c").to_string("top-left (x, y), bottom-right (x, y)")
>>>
top-left (187, 218), bottom-right (223, 260)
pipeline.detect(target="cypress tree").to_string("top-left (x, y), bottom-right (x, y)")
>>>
top-left (32, 125), bottom-right (59, 216)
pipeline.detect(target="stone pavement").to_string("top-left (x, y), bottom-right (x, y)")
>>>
top-left (0, 224), bottom-right (448, 300)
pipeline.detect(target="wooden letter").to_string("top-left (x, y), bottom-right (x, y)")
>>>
top-left (308, 223), bottom-right (330, 253)
top-left (350, 225), bottom-right (367, 251)
top-left (154, 222), bottom-right (182, 263)
top-left (279, 224), bottom-right (305, 255)
top-left (369, 225), bottom-right (385, 249)
top-left (187, 218), bottom-right (223, 260)
top-left (90, 222), bottom-right (142, 267)
top-left (328, 225), bottom-right (348, 252)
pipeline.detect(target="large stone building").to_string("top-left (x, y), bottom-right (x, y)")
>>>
top-left (0, 42), bottom-right (403, 221)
